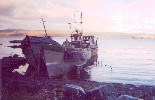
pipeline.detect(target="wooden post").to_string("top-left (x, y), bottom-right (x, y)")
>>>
top-left (0, 59), bottom-right (2, 99)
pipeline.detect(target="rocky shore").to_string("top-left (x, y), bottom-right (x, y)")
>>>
top-left (2, 75), bottom-right (155, 100)
top-left (1, 56), bottom-right (155, 100)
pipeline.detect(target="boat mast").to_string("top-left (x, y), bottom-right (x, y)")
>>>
top-left (80, 12), bottom-right (83, 36)
top-left (41, 18), bottom-right (47, 37)
top-left (68, 11), bottom-right (83, 41)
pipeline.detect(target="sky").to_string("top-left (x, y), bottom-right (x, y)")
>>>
top-left (0, 0), bottom-right (155, 33)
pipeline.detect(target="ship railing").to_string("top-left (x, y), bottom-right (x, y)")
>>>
top-left (65, 48), bottom-right (91, 52)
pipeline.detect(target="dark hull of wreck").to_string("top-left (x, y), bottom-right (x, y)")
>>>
top-left (21, 36), bottom-right (49, 77)
top-left (64, 51), bottom-right (84, 62)
top-left (21, 43), bottom-right (42, 68)
top-left (64, 48), bottom-right (98, 62)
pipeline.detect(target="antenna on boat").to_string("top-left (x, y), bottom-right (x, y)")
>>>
top-left (80, 12), bottom-right (83, 35)
top-left (68, 11), bottom-right (83, 37)
top-left (41, 18), bottom-right (47, 37)
top-left (81, 12), bottom-right (82, 24)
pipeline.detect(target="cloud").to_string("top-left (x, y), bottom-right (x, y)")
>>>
top-left (0, 24), bottom-right (3, 29)
top-left (0, 0), bottom-right (155, 33)
top-left (0, 5), bottom-right (14, 16)
top-left (50, 0), bottom-right (78, 9)
top-left (0, 1), bottom-right (15, 16)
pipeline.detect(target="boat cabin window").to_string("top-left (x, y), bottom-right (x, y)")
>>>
top-left (71, 35), bottom-right (82, 41)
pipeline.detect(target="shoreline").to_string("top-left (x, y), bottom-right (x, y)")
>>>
top-left (1, 58), bottom-right (155, 99)
top-left (2, 75), bottom-right (155, 99)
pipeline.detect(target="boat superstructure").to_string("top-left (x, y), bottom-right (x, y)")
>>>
top-left (63, 12), bottom-right (98, 62)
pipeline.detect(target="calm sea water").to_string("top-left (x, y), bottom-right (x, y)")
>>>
top-left (0, 36), bottom-right (155, 86)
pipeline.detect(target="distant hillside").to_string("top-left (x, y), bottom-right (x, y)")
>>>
top-left (131, 34), bottom-right (155, 40)
top-left (1, 29), bottom-right (154, 39)
top-left (0, 29), bottom-right (71, 37)
top-left (0, 29), bottom-right (24, 32)
top-left (9, 33), bottom-right (26, 36)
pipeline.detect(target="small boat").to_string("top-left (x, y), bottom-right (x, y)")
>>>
top-left (9, 40), bottom-right (23, 43)
top-left (63, 12), bottom-right (98, 62)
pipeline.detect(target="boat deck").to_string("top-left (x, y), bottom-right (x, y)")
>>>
top-left (44, 49), bottom-right (87, 77)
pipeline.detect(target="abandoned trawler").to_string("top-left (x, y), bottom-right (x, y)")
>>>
top-left (21, 15), bottom-right (98, 78)
top-left (63, 12), bottom-right (98, 62)
top-left (21, 18), bottom-right (64, 77)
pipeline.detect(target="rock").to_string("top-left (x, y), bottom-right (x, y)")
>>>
top-left (153, 96), bottom-right (155, 100)
top-left (152, 88), bottom-right (155, 95)
top-left (1, 55), bottom-right (27, 76)
top-left (86, 84), bottom-right (117, 100)
top-left (117, 95), bottom-right (143, 100)
top-left (63, 84), bottom-right (86, 99)
top-left (86, 87), bottom-right (103, 100)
